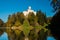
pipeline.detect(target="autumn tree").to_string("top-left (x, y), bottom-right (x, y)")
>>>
top-left (51, 0), bottom-right (60, 11)
top-left (17, 12), bottom-right (25, 24)
top-left (28, 29), bottom-right (37, 40)
top-left (6, 14), bottom-right (16, 27)
top-left (28, 12), bottom-right (37, 26)
top-left (18, 31), bottom-right (25, 40)
top-left (36, 10), bottom-right (47, 25)
top-left (0, 19), bottom-right (4, 35)
top-left (46, 17), bottom-right (52, 24)
top-left (38, 29), bottom-right (46, 40)
top-left (0, 19), bottom-right (4, 27)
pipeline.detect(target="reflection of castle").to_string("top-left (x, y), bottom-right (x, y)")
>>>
top-left (23, 6), bottom-right (36, 16)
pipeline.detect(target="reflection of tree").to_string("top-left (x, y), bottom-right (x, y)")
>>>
top-left (38, 29), bottom-right (47, 40)
top-left (8, 30), bottom-right (16, 40)
top-left (36, 10), bottom-right (47, 25)
top-left (28, 29), bottom-right (37, 40)
top-left (16, 31), bottom-right (25, 40)
top-left (0, 19), bottom-right (4, 36)
top-left (48, 10), bottom-right (60, 39)
top-left (23, 19), bottom-right (33, 40)
top-left (28, 12), bottom-right (36, 26)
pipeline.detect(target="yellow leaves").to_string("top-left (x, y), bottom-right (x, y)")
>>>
top-left (14, 30), bottom-right (21, 36)
top-left (12, 25), bottom-right (23, 36)
top-left (14, 20), bottom-right (21, 26)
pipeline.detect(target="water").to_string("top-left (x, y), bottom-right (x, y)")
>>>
top-left (0, 32), bottom-right (56, 40)
top-left (47, 36), bottom-right (56, 40)
top-left (0, 32), bottom-right (8, 40)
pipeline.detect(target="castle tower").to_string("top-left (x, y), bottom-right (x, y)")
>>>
top-left (23, 6), bottom-right (36, 17)
top-left (28, 6), bottom-right (31, 10)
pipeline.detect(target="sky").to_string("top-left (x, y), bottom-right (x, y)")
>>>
top-left (0, 0), bottom-right (55, 22)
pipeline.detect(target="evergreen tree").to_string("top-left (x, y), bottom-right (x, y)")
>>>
top-left (36, 10), bottom-right (47, 25)
top-left (28, 12), bottom-right (36, 26)
top-left (17, 12), bottom-right (25, 24)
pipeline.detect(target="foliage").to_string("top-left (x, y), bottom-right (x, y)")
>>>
top-left (19, 31), bottom-right (25, 40)
top-left (23, 19), bottom-right (31, 37)
top-left (0, 19), bottom-right (4, 27)
top-left (50, 0), bottom-right (60, 11)
top-left (0, 10), bottom-right (51, 40)
top-left (14, 20), bottom-right (21, 26)
top-left (17, 12), bottom-right (25, 24)
top-left (36, 10), bottom-right (47, 25)
top-left (47, 17), bottom-right (52, 24)
top-left (38, 29), bottom-right (47, 40)
top-left (28, 12), bottom-right (37, 26)
top-left (28, 29), bottom-right (37, 40)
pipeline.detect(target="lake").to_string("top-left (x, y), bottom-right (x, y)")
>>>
top-left (0, 32), bottom-right (8, 40)
top-left (47, 36), bottom-right (56, 40)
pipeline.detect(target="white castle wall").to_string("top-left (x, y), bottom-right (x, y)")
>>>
top-left (23, 6), bottom-right (36, 16)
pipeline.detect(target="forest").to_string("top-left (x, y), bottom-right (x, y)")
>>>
top-left (0, 10), bottom-right (52, 40)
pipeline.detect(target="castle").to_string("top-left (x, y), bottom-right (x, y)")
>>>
top-left (23, 6), bottom-right (36, 17)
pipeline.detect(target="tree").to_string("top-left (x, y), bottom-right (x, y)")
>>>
top-left (28, 29), bottom-right (37, 40)
top-left (18, 31), bottom-right (25, 40)
top-left (36, 10), bottom-right (43, 25)
top-left (8, 15), bottom-right (11, 20)
top-left (14, 20), bottom-right (21, 26)
top-left (11, 14), bottom-right (16, 25)
top-left (50, 0), bottom-right (60, 11)
top-left (47, 10), bottom-right (60, 39)
top-left (38, 29), bottom-right (46, 40)
top-left (36, 10), bottom-right (47, 25)
top-left (0, 19), bottom-right (4, 36)
top-left (7, 13), bottom-right (16, 27)
top-left (28, 12), bottom-right (37, 26)
top-left (17, 12), bottom-right (25, 24)
top-left (0, 19), bottom-right (4, 27)
top-left (43, 13), bottom-right (47, 23)
top-left (47, 17), bottom-right (52, 24)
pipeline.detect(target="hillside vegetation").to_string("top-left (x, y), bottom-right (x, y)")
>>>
top-left (0, 10), bottom-right (52, 40)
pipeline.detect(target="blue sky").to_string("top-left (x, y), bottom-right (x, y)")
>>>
top-left (0, 0), bottom-right (55, 22)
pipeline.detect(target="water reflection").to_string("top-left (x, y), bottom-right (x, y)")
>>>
top-left (0, 32), bottom-right (8, 40)
top-left (0, 31), bottom-right (56, 40)
top-left (47, 36), bottom-right (56, 40)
